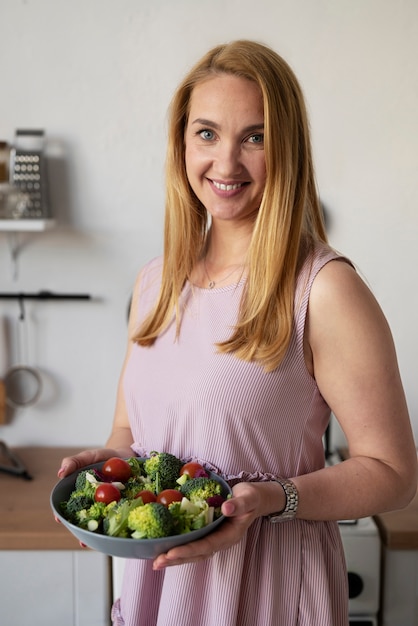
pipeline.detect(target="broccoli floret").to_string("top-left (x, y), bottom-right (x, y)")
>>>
top-left (61, 468), bottom-right (103, 523)
top-left (103, 498), bottom-right (143, 538)
top-left (126, 457), bottom-right (145, 478)
top-left (144, 451), bottom-right (183, 492)
top-left (168, 500), bottom-right (192, 534)
top-left (76, 501), bottom-right (107, 531)
top-left (74, 469), bottom-right (102, 498)
top-left (179, 477), bottom-right (222, 504)
top-left (127, 502), bottom-right (174, 539)
top-left (63, 494), bottom-right (94, 523)
top-left (141, 480), bottom-right (157, 494)
top-left (123, 476), bottom-right (147, 499)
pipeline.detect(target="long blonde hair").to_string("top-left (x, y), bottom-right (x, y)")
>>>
top-left (134, 40), bottom-right (327, 371)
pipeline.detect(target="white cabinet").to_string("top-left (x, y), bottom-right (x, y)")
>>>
top-left (112, 557), bottom-right (126, 600)
top-left (380, 547), bottom-right (418, 626)
top-left (0, 550), bottom-right (111, 626)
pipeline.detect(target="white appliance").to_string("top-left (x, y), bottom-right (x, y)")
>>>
top-left (339, 517), bottom-right (381, 626)
top-left (326, 430), bottom-right (382, 626)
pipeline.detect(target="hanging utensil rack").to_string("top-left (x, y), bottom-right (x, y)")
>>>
top-left (0, 290), bottom-right (92, 319)
top-left (0, 290), bottom-right (91, 302)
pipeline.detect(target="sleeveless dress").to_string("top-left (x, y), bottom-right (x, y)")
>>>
top-left (111, 243), bottom-right (349, 626)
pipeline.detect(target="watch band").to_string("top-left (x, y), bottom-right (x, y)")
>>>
top-left (267, 478), bottom-right (299, 523)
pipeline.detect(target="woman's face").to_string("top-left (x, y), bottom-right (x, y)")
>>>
top-left (184, 74), bottom-right (267, 226)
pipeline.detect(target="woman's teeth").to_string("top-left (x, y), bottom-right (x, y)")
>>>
top-left (212, 181), bottom-right (243, 191)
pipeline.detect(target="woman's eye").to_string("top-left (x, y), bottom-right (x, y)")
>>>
top-left (248, 133), bottom-right (264, 144)
top-left (199, 129), bottom-right (215, 141)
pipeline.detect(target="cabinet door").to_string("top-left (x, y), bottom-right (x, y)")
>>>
top-left (0, 550), bottom-right (110, 626)
top-left (381, 548), bottom-right (418, 626)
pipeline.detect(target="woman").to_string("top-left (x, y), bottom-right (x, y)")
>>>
top-left (59, 40), bottom-right (417, 625)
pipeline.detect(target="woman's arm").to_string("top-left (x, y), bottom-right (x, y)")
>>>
top-left (58, 272), bottom-right (143, 478)
top-left (291, 259), bottom-right (417, 520)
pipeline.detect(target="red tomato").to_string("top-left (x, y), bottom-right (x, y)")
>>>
top-left (135, 490), bottom-right (157, 504)
top-left (94, 483), bottom-right (121, 504)
top-left (156, 489), bottom-right (183, 507)
top-left (102, 457), bottom-right (132, 482)
top-left (180, 461), bottom-right (206, 479)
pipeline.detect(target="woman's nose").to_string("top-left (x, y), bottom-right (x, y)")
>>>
top-left (215, 141), bottom-right (242, 177)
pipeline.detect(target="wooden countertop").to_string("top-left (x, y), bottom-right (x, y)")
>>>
top-left (374, 488), bottom-right (418, 550)
top-left (1, 446), bottom-right (417, 551)
top-left (0, 446), bottom-right (89, 550)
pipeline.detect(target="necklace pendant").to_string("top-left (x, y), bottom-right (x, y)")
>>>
top-left (208, 280), bottom-right (215, 289)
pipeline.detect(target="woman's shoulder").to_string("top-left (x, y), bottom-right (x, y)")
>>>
top-left (131, 256), bottom-right (164, 304)
top-left (142, 255), bottom-right (164, 275)
top-left (308, 246), bottom-right (381, 328)
top-left (305, 240), bottom-right (352, 270)
top-left (296, 240), bottom-right (353, 301)
top-left (135, 255), bottom-right (164, 287)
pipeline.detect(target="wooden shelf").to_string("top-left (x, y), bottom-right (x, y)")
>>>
top-left (0, 219), bottom-right (55, 232)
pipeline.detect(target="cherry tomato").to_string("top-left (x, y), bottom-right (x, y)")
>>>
top-left (156, 489), bottom-right (183, 507)
top-left (180, 461), bottom-right (206, 479)
top-left (102, 457), bottom-right (132, 482)
top-left (135, 490), bottom-right (157, 504)
top-left (94, 483), bottom-right (121, 504)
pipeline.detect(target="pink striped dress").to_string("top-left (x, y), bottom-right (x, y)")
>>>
top-left (111, 243), bottom-right (349, 626)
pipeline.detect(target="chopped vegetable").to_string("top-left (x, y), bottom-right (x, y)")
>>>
top-left (128, 502), bottom-right (174, 539)
top-left (179, 477), bottom-right (222, 503)
top-left (103, 498), bottom-right (143, 537)
top-left (144, 452), bottom-right (183, 492)
top-left (59, 453), bottom-right (227, 540)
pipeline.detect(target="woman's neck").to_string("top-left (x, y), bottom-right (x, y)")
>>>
top-left (204, 221), bottom-right (252, 268)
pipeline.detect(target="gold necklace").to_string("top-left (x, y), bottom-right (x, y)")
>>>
top-left (203, 257), bottom-right (244, 289)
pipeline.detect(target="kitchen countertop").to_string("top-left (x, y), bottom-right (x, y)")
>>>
top-left (374, 488), bottom-right (418, 550)
top-left (1, 446), bottom-right (417, 552)
top-left (0, 446), bottom-right (89, 550)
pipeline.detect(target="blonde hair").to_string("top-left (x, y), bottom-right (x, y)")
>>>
top-left (134, 40), bottom-right (327, 371)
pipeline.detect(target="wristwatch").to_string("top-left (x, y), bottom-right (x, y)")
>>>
top-left (267, 478), bottom-right (299, 523)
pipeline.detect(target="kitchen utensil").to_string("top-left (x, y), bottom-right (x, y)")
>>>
top-left (0, 440), bottom-right (32, 479)
top-left (4, 365), bottom-right (42, 408)
top-left (0, 379), bottom-right (6, 424)
top-left (3, 298), bottom-right (42, 408)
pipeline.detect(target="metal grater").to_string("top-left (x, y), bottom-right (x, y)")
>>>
top-left (10, 129), bottom-right (50, 219)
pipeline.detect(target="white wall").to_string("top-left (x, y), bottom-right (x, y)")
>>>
top-left (0, 0), bottom-right (417, 450)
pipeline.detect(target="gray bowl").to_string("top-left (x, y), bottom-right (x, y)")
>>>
top-left (50, 459), bottom-right (232, 559)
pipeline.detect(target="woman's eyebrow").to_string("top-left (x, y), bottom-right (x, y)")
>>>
top-left (191, 118), bottom-right (264, 134)
top-left (191, 118), bottom-right (221, 130)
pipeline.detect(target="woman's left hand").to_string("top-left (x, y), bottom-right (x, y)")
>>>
top-left (152, 481), bottom-right (282, 569)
